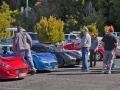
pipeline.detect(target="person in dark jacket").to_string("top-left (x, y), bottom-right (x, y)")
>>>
top-left (101, 27), bottom-right (118, 74)
top-left (90, 33), bottom-right (99, 67)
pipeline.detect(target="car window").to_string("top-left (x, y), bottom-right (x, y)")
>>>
top-left (0, 46), bottom-right (12, 54)
top-left (29, 34), bottom-right (37, 40)
top-left (70, 35), bottom-right (76, 39)
top-left (117, 33), bottom-right (120, 36)
top-left (65, 35), bottom-right (68, 40)
top-left (31, 46), bottom-right (46, 53)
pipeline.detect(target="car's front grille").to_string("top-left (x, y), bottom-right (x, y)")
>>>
top-left (50, 62), bottom-right (56, 67)
top-left (15, 69), bottom-right (26, 74)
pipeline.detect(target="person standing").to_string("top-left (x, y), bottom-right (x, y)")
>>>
top-left (90, 33), bottom-right (99, 67)
top-left (13, 26), bottom-right (36, 75)
top-left (80, 27), bottom-right (91, 72)
top-left (101, 27), bottom-right (118, 74)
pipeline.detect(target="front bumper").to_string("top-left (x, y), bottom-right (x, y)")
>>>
top-left (0, 67), bottom-right (28, 79)
top-left (65, 58), bottom-right (76, 66)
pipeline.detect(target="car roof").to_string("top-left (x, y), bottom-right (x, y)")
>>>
top-left (32, 43), bottom-right (47, 47)
top-left (0, 43), bottom-right (12, 47)
top-left (5, 28), bottom-right (26, 31)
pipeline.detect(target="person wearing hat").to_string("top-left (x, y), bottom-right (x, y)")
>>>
top-left (13, 26), bottom-right (36, 75)
top-left (79, 27), bottom-right (91, 72)
top-left (101, 27), bottom-right (118, 74)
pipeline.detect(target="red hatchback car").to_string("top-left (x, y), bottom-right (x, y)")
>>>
top-left (64, 42), bottom-right (104, 61)
top-left (0, 56), bottom-right (28, 79)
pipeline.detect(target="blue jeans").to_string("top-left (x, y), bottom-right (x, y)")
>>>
top-left (82, 47), bottom-right (89, 70)
top-left (18, 49), bottom-right (36, 71)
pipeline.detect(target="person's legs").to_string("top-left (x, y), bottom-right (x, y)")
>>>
top-left (108, 50), bottom-right (114, 74)
top-left (18, 50), bottom-right (27, 63)
top-left (82, 47), bottom-right (89, 71)
top-left (90, 50), bottom-right (94, 67)
top-left (25, 49), bottom-right (36, 72)
top-left (102, 50), bottom-right (108, 73)
top-left (93, 50), bottom-right (97, 67)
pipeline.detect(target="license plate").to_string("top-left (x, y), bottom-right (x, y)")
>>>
top-left (19, 73), bottom-right (27, 77)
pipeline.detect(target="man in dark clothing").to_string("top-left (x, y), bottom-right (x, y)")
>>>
top-left (101, 27), bottom-right (118, 74)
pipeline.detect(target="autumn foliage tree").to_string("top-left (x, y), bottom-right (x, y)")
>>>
top-left (35, 16), bottom-right (64, 43)
top-left (80, 23), bottom-right (98, 37)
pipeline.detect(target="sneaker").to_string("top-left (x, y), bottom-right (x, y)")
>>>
top-left (108, 71), bottom-right (111, 74)
top-left (30, 70), bottom-right (36, 75)
top-left (102, 70), bottom-right (107, 74)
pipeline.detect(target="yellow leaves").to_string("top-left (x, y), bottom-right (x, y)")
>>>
top-left (104, 25), bottom-right (113, 33)
top-left (81, 23), bottom-right (98, 36)
top-left (34, 16), bottom-right (64, 43)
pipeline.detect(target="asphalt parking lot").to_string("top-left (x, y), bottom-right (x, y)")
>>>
top-left (0, 58), bottom-right (120, 90)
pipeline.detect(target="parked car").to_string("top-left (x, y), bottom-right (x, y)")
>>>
top-left (64, 42), bottom-right (104, 61)
top-left (64, 34), bottom-right (81, 43)
top-left (0, 43), bottom-right (58, 71)
top-left (115, 46), bottom-right (120, 57)
top-left (31, 53), bottom-right (57, 71)
top-left (31, 43), bottom-right (77, 68)
top-left (0, 44), bottom-right (28, 79)
top-left (63, 49), bottom-right (82, 65)
top-left (1, 44), bottom-right (58, 71)
top-left (113, 32), bottom-right (120, 41)
top-left (5, 28), bottom-right (39, 43)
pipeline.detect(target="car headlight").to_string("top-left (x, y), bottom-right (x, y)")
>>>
top-left (34, 55), bottom-right (48, 61)
top-left (0, 62), bottom-right (12, 68)
top-left (44, 63), bottom-right (49, 66)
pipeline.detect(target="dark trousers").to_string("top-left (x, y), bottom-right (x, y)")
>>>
top-left (90, 49), bottom-right (97, 67)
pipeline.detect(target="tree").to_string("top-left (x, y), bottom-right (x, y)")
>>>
top-left (0, 14), bottom-right (10, 40)
top-left (0, 1), bottom-right (20, 27)
top-left (35, 16), bottom-right (64, 43)
top-left (80, 23), bottom-right (98, 37)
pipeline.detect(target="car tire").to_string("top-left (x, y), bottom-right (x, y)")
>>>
top-left (96, 52), bottom-right (102, 61)
top-left (56, 55), bottom-right (64, 68)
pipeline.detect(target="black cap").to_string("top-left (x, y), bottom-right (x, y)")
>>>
top-left (17, 26), bottom-right (23, 31)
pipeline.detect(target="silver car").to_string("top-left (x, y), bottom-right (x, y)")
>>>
top-left (115, 46), bottom-right (120, 57)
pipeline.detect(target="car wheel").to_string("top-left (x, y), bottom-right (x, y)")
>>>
top-left (96, 52), bottom-right (102, 61)
top-left (56, 55), bottom-right (64, 68)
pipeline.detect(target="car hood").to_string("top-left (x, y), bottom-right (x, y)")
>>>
top-left (34, 53), bottom-right (57, 62)
top-left (0, 56), bottom-right (27, 68)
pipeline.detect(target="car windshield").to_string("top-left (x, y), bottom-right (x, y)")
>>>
top-left (47, 45), bottom-right (61, 52)
top-left (29, 34), bottom-right (37, 40)
top-left (76, 35), bottom-right (81, 39)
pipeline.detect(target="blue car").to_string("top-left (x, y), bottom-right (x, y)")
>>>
top-left (32, 53), bottom-right (58, 71)
top-left (0, 44), bottom-right (57, 71)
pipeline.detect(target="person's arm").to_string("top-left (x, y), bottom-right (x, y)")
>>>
top-left (94, 39), bottom-right (99, 52)
top-left (79, 35), bottom-right (87, 47)
top-left (101, 35), bottom-right (106, 46)
top-left (26, 33), bottom-right (32, 47)
top-left (13, 34), bottom-right (18, 52)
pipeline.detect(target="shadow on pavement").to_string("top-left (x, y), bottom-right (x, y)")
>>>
top-left (36, 70), bottom-right (51, 74)
top-left (48, 68), bottom-right (120, 75)
top-left (0, 78), bottom-right (24, 82)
